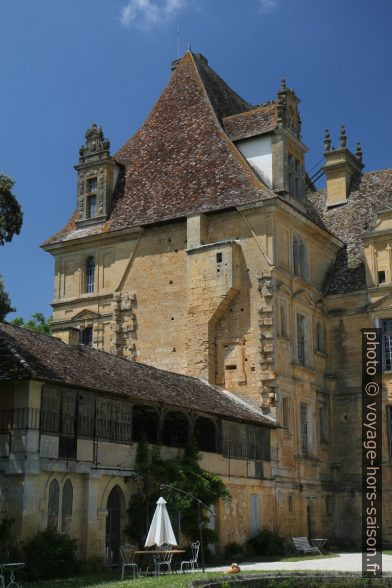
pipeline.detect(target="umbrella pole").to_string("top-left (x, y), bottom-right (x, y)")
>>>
top-left (198, 501), bottom-right (205, 573)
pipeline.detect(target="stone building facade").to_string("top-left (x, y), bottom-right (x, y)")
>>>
top-left (2, 50), bottom-right (392, 557)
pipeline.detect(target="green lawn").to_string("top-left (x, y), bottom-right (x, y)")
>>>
top-left (24, 571), bottom-right (229, 588)
top-left (22, 554), bottom-right (340, 588)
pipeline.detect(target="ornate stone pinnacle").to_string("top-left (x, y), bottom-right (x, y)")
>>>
top-left (356, 142), bottom-right (363, 162)
top-left (280, 78), bottom-right (287, 92)
top-left (324, 129), bottom-right (331, 152)
top-left (340, 125), bottom-right (347, 149)
top-left (79, 123), bottom-right (110, 161)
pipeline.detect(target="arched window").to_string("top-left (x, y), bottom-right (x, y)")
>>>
top-left (61, 480), bottom-right (73, 533)
top-left (86, 256), bottom-right (95, 293)
top-left (293, 235), bottom-right (307, 280)
top-left (48, 479), bottom-right (60, 530)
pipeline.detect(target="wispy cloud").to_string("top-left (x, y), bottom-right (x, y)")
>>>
top-left (120, 0), bottom-right (188, 29)
top-left (258, 0), bottom-right (278, 13)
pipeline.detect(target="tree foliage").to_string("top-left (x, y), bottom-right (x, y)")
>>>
top-left (125, 438), bottom-right (230, 547)
top-left (0, 276), bottom-right (14, 321)
top-left (10, 313), bottom-right (52, 334)
top-left (0, 175), bottom-right (23, 246)
top-left (0, 174), bottom-right (23, 321)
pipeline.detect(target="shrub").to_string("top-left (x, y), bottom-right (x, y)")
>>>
top-left (245, 527), bottom-right (285, 556)
top-left (222, 541), bottom-right (245, 562)
top-left (23, 528), bottom-right (80, 580)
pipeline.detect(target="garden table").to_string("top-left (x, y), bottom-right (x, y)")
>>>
top-left (0, 563), bottom-right (25, 588)
top-left (134, 550), bottom-right (185, 576)
top-left (310, 538), bottom-right (327, 555)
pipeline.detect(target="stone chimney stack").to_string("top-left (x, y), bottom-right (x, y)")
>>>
top-left (323, 126), bottom-right (364, 208)
top-left (52, 327), bottom-right (80, 346)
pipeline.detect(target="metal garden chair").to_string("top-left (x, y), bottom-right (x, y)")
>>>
top-left (180, 540), bottom-right (200, 573)
top-left (153, 543), bottom-right (173, 576)
top-left (119, 544), bottom-right (138, 580)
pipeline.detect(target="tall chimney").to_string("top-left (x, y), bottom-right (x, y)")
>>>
top-left (323, 126), bottom-right (364, 208)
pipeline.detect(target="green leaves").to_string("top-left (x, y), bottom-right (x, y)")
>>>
top-left (10, 313), bottom-right (53, 333)
top-left (0, 174), bottom-right (23, 247)
top-left (0, 275), bottom-right (14, 321)
top-left (126, 438), bottom-right (230, 546)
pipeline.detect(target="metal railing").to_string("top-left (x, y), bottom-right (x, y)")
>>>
top-left (0, 409), bottom-right (272, 462)
top-left (0, 408), bottom-right (40, 432)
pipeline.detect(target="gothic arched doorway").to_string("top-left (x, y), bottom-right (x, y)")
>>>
top-left (106, 486), bottom-right (123, 566)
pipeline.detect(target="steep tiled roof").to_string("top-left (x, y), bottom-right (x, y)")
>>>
top-left (305, 169), bottom-right (392, 294)
top-left (0, 322), bottom-right (273, 427)
top-left (223, 102), bottom-right (278, 142)
top-left (43, 52), bottom-right (273, 247)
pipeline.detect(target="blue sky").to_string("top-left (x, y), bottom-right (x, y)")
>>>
top-left (1, 0), bottom-right (391, 320)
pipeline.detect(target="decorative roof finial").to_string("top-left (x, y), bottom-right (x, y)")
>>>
top-left (340, 125), bottom-right (347, 149)
top-left (79, 123), bottom-right (110, 162)
top-left (280, 78), bottom-right (287, 92)
top-left (356, 142), bottom-right (363, 162)
top-left (324, 129), bottom-right (331, 152)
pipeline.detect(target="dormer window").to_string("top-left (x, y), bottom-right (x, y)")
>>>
top-left (86, 177), bottom-right (97, 219)
top-left (88, 178), bottom-right (97, 193)
top-left (87, 195), bottom-right (97, 218)
top-left (75, 124), bottom-right (115, 225)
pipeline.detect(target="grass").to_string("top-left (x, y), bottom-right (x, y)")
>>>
top-left (21, 554), bottom-right (340, 588)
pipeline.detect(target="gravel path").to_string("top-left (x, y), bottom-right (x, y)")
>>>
top-left (207, 553), bottom-right (392, 573)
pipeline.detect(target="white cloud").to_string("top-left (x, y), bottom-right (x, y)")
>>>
top-left (259, 0), bottom-right (278, 13)
top-left (120, 0), bottom-right (187, 29)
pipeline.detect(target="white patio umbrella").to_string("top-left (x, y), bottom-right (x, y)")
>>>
top-left (144, 496), bottom-right (178, 547)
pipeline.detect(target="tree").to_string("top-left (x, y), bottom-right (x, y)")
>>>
top-left (0, 174), bottom-right (23, 321)
top-left (10, 313), bottom-right (52, 334)
top-left (125, 438), bottom-right (230, 547)
top-left (0, 276), bottom-right (14, 321)
top-left (0, 175), bottom-right (23, 246)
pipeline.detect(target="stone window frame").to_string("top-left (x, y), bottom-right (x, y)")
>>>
top-left (85, 255), bottom-right (96, 294)
top-left (61, 479), bottom-right (73, 533)
top-left (299, 402), bottom-right (309, 458)
top-left (47, 477), bottom-right (73, 533)
top-left (293, 304), bottom-right (313, 370)
top-left (315, 319), bottom-right (325, 354)
top-left (279, 298), bottom-right (289, 339)
top-left (281, 396), bottom-right (290, 430)
top-left (292, 233), bottom-right (308, 281)
top-left (296, 313), bottom-right (306, 366)
top-left (319, 401), bottom-right (329, 445)
top-left (287, 152), bottom-right (303, 199)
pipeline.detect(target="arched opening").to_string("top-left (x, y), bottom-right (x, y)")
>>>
top-left (61, 479), bottom-right (73, 533)
top-left (162, 411), bottom-right (188, 448)
top-left (194, 416), bottom-right (217, 452)
top-left (106, 486), bottom-right (123, 566)
top-left (132, 405), bottom-right (159, 443)
top-left (48, 479), bottom-right (60, 530)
